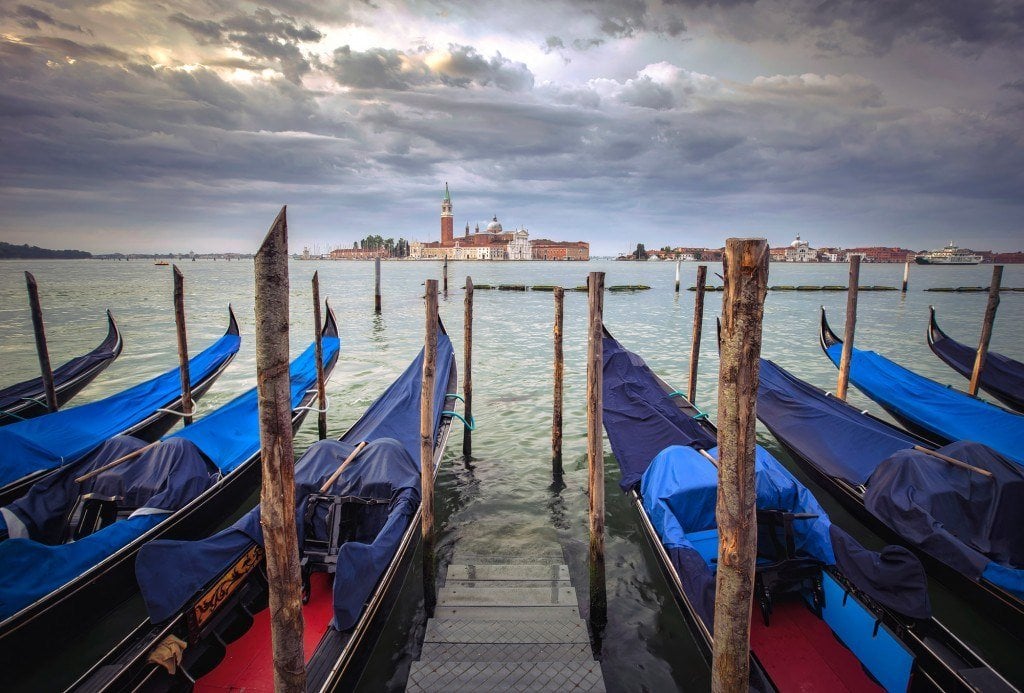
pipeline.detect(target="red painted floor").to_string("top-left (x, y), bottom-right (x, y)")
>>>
top-left (195, 573), bottom-right (335, 692)
top-left (749, 600), bottom-right (883, 692)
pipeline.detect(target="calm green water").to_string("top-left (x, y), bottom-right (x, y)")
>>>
top-left (1, 258), bottom-right (1022, 691)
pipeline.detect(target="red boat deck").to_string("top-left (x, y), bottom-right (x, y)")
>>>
top-left (195, 573), bottom-right (335, 692)
top-left (749, 599), bottom-right (882, 692)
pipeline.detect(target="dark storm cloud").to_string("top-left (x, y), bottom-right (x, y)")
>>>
top-left (16, 35), bottom-right (130, 63)
top-left (0, 4), bottom-right (87, 33)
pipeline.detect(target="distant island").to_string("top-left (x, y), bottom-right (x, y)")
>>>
top-left (0, 242), bottom-right (92, 259)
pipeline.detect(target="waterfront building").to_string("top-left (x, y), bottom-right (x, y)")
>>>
top-left (785, 235), bottom-right (815, 262)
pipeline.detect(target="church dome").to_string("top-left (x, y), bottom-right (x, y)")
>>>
top-left (791, 234), bottom-right (807, 248)
top-left (486, 215), bottom-right (503, 233)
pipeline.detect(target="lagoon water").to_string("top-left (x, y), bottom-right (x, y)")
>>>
top-left (2, 258), bottom-right (1022, 690)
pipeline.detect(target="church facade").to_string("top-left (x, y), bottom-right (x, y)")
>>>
top-left (409, 184), bottom-right (589, 261)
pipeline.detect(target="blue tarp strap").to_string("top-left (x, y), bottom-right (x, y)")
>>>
top-left (442, 411), bottom-right (476, 431)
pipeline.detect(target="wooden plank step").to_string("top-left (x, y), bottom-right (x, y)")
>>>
top-left (407, 660), bottom-right (605, 692)
top-left (437, 586), bottom-right (578, 607)
top-left (433, 606), bottom-right (581, 621)
top-left (446, 564), bottom-right (569, 581)
top-left (419, 642), bottom-right (593, 662)
top-left (425, 618), bottom-right (590, 644)
top-left (445, 579), bottom-right (573, 589)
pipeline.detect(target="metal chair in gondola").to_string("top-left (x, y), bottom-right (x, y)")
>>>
top-left (61, 493), bottom-right (137, 543)
top-left (753, 509), bottom-right (825, 626)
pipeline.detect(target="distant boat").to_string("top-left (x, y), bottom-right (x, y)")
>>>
top-left (153, 261), bottom-right (169, 266)
top-left (914, 242), bottom-right (982, 265)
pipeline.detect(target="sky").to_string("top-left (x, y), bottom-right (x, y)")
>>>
top-left (0, 1), bottom-right (1022, 255)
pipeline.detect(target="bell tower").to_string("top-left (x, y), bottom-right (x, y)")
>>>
top-left (441, 182), bottom-right (453, 245)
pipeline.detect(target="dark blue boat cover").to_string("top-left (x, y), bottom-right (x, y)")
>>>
top-left (0, 334), bottom-right (338, 620)
top-left (603, 335), bottom-right (716, 491)
top-left (0, 315), bottom-right (120, 414)
top-left (136, 331), bottom-right (454, 630)
top-left (0, 328), bottom-right (241, 488)
top-left (865, 440), bottom-right (1024, 599)
top-left (824, 343), bottom-right (1024, 465)
top-left (930, 326), bottom-right (1024, 412)
top-left (757, 358), bottom-right (917, 485)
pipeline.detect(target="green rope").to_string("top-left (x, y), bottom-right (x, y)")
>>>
top-left (443, 411), bottom-right (476, 431)
top-left (445, 393), bottom-right (465, 403)
top-left (667, 390), bottom-right (685, 398)
top-left (0, 409), bottom-right (26, 422)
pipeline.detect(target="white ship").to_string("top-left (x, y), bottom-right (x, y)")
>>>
top-left (914, 242), bottom-right (982, 265)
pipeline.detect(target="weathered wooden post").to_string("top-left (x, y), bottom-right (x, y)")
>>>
top-left (713, 238), bottom-right (769, 693)
top-left (836, 254), bottom-right (861, 401)
top-left (312, 271), bottom-right (327, 440)
top-left (254, 207), bottom-right (306, 692)
top-left (24, 272), bottom-right (58, 413)
top-left (374, 255), bottom-right (382, 314)
top-left (463, 276), bottom-right (474, 458)
top-left (969, 265), bottom-right (1003, 396)
top-left (552, 286), bottom-right (565, 478)
top-left (421, 279), bottom-right (439, 613)
top-left (687, 265), bottom-right (708, 404)
top-left (587, 271), bottom-right (607, 629)
top-left (675, 259), bottom-right (681, 293)
top-left (901, 260), bottom-right (910, 294)
top-left (172, 265), bottom-right (194, 425)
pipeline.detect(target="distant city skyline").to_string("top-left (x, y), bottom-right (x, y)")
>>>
top-left (1, 2), bottom-right (1021, 255)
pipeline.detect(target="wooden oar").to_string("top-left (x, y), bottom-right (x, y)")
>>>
top-left (913, 445), bottom-right (993, 478)
top-left (697, 448), bottom-right (719, 468)
top-left (75, 441), bottom-right (160, 484)
top-left (319, 441), bottom-right (368, 493)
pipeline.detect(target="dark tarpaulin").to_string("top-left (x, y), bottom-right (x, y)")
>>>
top-left (865, 440), bottom-right (1024, 597)
top-left (602, 335), bottom-right (716, 491)
top-left (929, 319), bottom-right (1024, 413)
top-left (756, 358), bottom-right (917, 485)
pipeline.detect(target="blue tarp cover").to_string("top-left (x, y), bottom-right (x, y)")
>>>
top-left (930, 325), bottom-right (1024, 412)
top-left (0, 327), bottom-right (240, 487)
top-left (137, 331), bottom-right (454, 630)
top-left (757, 358), bottom-right (917, 485)
top-left (866, 440), bottom-right (1024, 599)
top-left (603, 335), bottom-right (716, 490)
top-left (824, 343), bottom-right (1024, 464)
top-left (0, 334), bottom-right (338, 621)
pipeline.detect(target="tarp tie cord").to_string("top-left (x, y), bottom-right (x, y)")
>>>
top-left (156, 403), bottom-right (202, 417)
top-left (667, 390), bottom-right (686, 398)
top-left (445, 393), bottom-right (466, 403)
top-left (295, 396), bottom-right (330, 414)
top-left (442, 411), bottom-right (476, 431)
top-left (666, 390), bottom-right (709, 419)
top-left (0, 409), bottom-right (25, 422)
top-left (19, 396), bottom-right (47, 406)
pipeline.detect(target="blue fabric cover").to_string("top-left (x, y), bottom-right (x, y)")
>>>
top-left (603, 335), bottom-right (716, 491)
top-left (930, 324), bottom-right (1024, 412)
top-left (0, 328), bottom-right (240, 487)
top-left (0, 437), bottom-right (215, 619)
top-left (824, 343), bottom-right (1024, 464)
top-left (865, 440), bottom-right (1024, 598)
top-left (757, 358), bottom-right (917, 485)
top-left (136, 331), bottom-right (454, 630)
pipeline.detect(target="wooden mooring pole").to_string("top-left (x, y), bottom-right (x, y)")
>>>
top-left (675, 259), bottom-right (681, 293)
top-left (969, 265), bottom-right (1003, 396)
top-left (374, 255), bottom-right (382, 314)
top-left (552, 286), bottom-right (565, 478)
top-left (687, 265), bottom-right (708, 404)
top-left (442, 256), bottom-right (449, 297)
top-left (713, 238), bottom-right (769, 693)
top-left (901, 260), bottom-right (910, 294)
top-left (254, 207), bottom-right (306, 693)
top-left (836, 254), bottom-right (861, 401)
top-left (312, 271), bottom-right (327, 440)
top-left (172, 265), bottom-right (194, 425)
top-left (587, 271), bottom-right (607, 629)
top-left (24, 272), bottom-right (58, 413)
top-left (421, 279), bottom-right (439, 613)
top-left (463, 276), bottom-right (474, 458)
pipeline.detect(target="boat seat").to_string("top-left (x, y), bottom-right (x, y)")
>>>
top-left (61, 493), bottom-right (136, 544)
top-left (754, 509), bottom-right (824, 627)
top-left (299, 493), bottom-right (388, 603)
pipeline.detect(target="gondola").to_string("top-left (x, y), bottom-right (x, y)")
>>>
top-left (602, 327), bottom-right (1012, 691)
top-left (0, 310), bottom-right (123, 425)
top-left (0, 308), bottom-right (241, 505)
top-left (756, 354), bottom-right (1024, 639)
top-left (0, 306), bottom-right (339, 682)
top-left (70, 318), bottom-right (458, 693)
top-left (927, 307), bottom-right (1024, 414)
top-left (820, 309), bottom-right (1024, 464)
